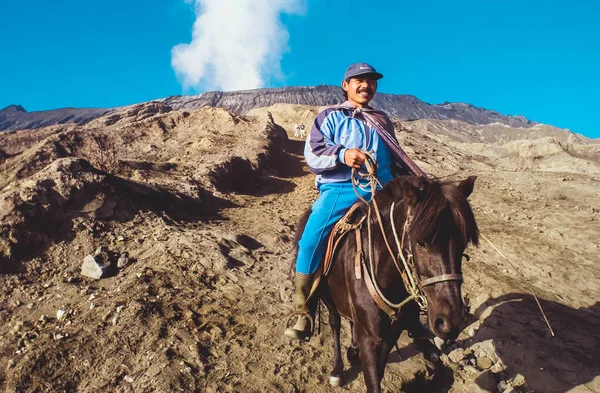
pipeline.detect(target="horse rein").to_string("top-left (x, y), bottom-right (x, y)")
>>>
top-left (351, 152), bottom-right (463, 319)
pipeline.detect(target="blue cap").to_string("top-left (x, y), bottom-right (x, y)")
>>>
top-left (344, 62), bottom-right (383, 81)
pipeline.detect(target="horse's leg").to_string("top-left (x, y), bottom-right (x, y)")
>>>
top-left (377, 341), bottom-right (393, 381)
top-left (328, 310), bottom-right (344, 387)
top-left (357, 333), bottom-right (384, 393)
top-left (377, 327), bottom-right (403, 381)
top-left (346, 321), bottom-right (360, 365)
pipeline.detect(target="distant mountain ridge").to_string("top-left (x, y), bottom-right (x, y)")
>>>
top-left (160, 86), bottom-right (536, 128)
top-left (2, 85), bottom-right (536, 132)
top-left (0, 105), bottom-right (110, 132)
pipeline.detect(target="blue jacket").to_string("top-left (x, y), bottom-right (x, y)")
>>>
top-left (304, 105), bottom-right (396, 187)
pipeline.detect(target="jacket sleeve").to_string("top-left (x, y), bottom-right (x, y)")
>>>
top-left (304, 109), bottom-right (345, 175)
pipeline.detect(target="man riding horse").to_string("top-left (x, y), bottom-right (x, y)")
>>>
top-left (285, 62), bottom-right (427, 340)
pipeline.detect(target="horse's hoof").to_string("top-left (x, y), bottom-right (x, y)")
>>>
top-left (329, 375), bottom-right (343, 387)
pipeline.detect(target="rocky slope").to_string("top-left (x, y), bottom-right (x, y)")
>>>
top-left (0, 102), bottom-right (599, 393)
top-left (401, 118), bottom-right (597, 145)
top-left (395, 117), bottom-right (600, 174)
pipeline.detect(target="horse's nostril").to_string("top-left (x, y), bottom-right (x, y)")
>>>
top-left (434, 316), bottom-right (451, 335)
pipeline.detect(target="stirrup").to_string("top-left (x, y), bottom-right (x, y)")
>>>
top-left (284, 312), bottom-right (315, 341)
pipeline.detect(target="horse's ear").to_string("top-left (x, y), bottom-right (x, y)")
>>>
top-left (458, 176), bottom-right (477, 198)
top-left (401, 176), bottom-right (428, 207)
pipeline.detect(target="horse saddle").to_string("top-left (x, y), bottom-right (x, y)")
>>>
top-left (322, 202), bottom-right (367, 277)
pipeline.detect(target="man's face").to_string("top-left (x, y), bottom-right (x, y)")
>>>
top-left (342, 76), bottom-right (378, 107)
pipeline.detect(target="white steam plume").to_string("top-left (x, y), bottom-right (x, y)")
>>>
top-left (172, 0), bottom-right (303, 91)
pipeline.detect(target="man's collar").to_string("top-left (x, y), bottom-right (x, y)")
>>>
top-left (338, 101), bottom-right (382, 112)
top-left (341, 100), bottom-right (370, 109)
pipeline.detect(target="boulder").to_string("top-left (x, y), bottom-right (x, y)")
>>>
top-left (81, 249), bottom-right (113, 279)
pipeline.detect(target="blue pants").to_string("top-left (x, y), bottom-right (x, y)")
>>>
top-left (296, 182), bottom-right (371, 275)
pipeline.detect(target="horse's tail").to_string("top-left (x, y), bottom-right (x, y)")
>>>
top-left (288, 209), bottom-right (311, 281)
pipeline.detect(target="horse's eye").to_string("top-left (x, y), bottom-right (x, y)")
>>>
top-left (416, 241), bottom-right (426, 249)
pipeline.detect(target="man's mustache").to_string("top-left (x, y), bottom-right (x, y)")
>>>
top-left (358, 88), bottom-right (372, 94)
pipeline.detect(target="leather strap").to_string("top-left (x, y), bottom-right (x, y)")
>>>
top-left (420, 274), bottom-right (462, 287)
top-left (354, 228), bottom-right (362, 280)
top-left (361, 262), bottom-right (398, 319)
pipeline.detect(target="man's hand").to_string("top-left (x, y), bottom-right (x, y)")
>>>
top-left (343, 148), bottom-right (366, 168)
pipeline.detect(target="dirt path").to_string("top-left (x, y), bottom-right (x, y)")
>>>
top-left (197, 140), bottom-right (448, 393)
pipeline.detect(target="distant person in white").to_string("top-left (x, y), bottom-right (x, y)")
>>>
top-left (300, 122), bottom-right (306, 138)
top-left (293, 122), bottom-right (300, 138)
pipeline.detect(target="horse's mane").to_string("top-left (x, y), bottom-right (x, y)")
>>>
top-left (376, 177), bottom-right (479, 246)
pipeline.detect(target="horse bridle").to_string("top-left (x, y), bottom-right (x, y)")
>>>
top-left (392, 206), bottom-right (463, 310)
top-left (420, 274), bottom-right (463, 287)
top-left (351, 153), bottom-right (463, 317)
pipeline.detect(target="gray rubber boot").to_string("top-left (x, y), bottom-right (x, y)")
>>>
top-left (284, 273), bottom-right (316, 340)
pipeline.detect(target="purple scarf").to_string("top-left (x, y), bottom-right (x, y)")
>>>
top-left (336, 102), bottom-right (427, 178)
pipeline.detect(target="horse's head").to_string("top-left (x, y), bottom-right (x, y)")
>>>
top-left (401, 176), bottom-right (479, 340)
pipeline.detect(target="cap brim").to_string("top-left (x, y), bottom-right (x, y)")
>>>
top-left (347, 72), bottom-right (384, 81)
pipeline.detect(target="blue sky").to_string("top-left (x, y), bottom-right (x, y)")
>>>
top-left (1, 0), bottom-right (599, 138)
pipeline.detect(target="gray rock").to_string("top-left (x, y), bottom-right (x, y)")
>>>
top-left (477, 356), bottom-right (493, 370)
top-left (487, 350), bottom-right (499, 364)
top-left (117, 253), bottom-right (129, 269)
top-left (433, 336), bottom-right (445, 350)
top-left (81, 255), bottom-right (107, 280)
top-left (448, 348), bottom-right (466, 363)
top-left (491, 362), bottom-right (506, 373)
top-left (512, 374), bottom-right (525, 387)
top-left (468, 327), bottom-right (477, 337)
top-left (463, 365), bottom-right (480, 376)
top-left (94, 246), bottom-right (108, 256)
top-left (497, 380), bottom-right (508, 391)
top-left (56, 309), bottom-right (67, 322)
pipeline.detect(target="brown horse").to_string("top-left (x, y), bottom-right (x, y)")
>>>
top-left (295, 175), bottom-right (479, 393)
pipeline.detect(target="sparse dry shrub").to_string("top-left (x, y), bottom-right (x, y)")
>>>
top-left (84, 133), bottom-right (120, 174)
